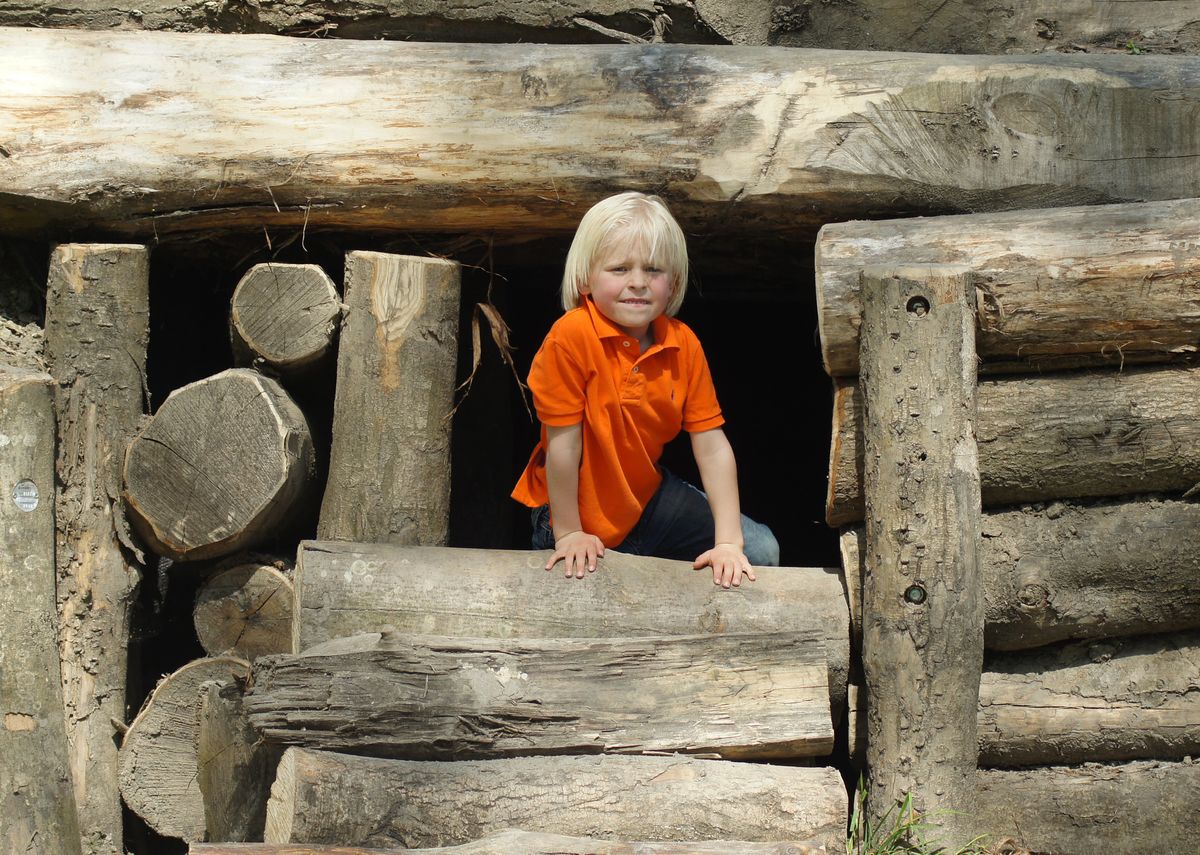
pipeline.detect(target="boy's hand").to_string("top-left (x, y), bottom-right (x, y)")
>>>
top-left (693, 543), bottom-right (757, 589)
top-left (546, 530), bottom-right (606, 579)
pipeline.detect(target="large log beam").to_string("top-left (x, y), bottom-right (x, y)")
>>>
top-left (292, 542), bottom-right (850, 712)
top-left (246, 630), bottom-right (832, 761)
top-left (840, 496), bottom-right (1200, 650)
top-left (264, 748), bottom-right (848, 850)
top-left (817, 198), bottom-right (1200, 377)
top-left (828, 366), bottom-right (1200, 526)
top-left (4, 29), bottom-right (1200, 239)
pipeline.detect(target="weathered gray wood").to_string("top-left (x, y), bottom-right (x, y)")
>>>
top-left (230, 263), bottom-right (342, 377)
top-left (816, 198), bottom-right (1200, 377)
top-left (828, 365), bottom-right (1200, 526)
top-left (264, 749), bottom-right (848, 850)
top-left (0, 366), bottom-right (82, 855)
top-left (123, 368), bottom-right (316, 561)
top-left (976, 760), bottom-right (1200, 855)
top-left (247, 630), bottom-right (832, 760)
top-left (44, 243), bottom-right (149, 855)
top-left (840, 496), bottom-right (1200, 650)
top-left (197, 680), bottom-right (285, 843)
top-left (317, 252), bottom-right (459, 545)
top-left (191, 830), bottom-right (829, 854)
top-left (5, 30), bottom-right (1200, 240)
top-left (118, 656), bottom-right (250, 843)
top-left (293, 542), bottom-right (850, 713)
top-left (849, 631), bottom-right (1200, 767)
top-left (194, 560), bottom-right (295, 660)
top-left (859, 266), bottom-right (982, 844)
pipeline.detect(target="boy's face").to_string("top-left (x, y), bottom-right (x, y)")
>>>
top-left (582, 237), bottom-right (673, 345)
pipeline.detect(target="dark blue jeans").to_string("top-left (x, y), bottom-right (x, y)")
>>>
top-left (531, 466), bottom-right (780, 566)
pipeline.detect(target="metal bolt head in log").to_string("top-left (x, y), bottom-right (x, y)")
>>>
top-left (230, 263), bottom-right (342, 376)
top-left (123, 368), bottom-right (316, 561)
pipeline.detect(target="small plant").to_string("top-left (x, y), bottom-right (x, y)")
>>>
top-left (846, 776), bottom-right (992, 855)
top-left (1126, 40), bottom-right (1145, 55)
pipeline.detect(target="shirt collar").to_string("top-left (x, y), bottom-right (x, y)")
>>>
top-left (583, 296), bottom-right (679, 350)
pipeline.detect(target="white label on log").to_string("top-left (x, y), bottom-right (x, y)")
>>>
top-left (12, 479), bottom-right (38, 512)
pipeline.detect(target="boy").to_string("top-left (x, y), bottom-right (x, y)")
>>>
top-left (512, 192), bottom-right (779, 587)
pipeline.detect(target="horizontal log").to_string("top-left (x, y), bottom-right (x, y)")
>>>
top-left (264, 748), bottom-right (847, 849)
top-left (5, 29), bottom-right (1200, 239)
top-left (191, 830), bottom-right (828, 854)
top-left (827, 367), bottom-right (1200, 526)
top-left (193, 560), bottom-right (295, 660)
top-left (976, 760), bottom-right (1200, 855)
top-left (230, 263), bottom-right (341, 377)
top-left (840, 496), bottom-right (1200, 650)
top-left (293, 542), bottom-right (850, 712)
top-left (848, 631), bottom-right (1200, 767)
top-left (246, 630), bottom-right (832, 760)
top-left (816, 198), bottom-right (1200, 376)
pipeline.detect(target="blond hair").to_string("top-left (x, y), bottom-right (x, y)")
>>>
top-left (560, 192), bottom-right (689, 316)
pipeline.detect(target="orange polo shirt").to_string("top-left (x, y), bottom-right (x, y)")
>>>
top-left (512, 297), bottom-right (725, 546)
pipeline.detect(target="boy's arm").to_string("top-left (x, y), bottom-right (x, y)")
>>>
top-left (544, 422), bottom-right (606, 578)
top-left (690, 427), bottom-right (756, 589)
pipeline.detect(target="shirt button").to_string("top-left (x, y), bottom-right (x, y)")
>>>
top-left (633, 366), bottom-right (640, 373)
top-left (622, 340), bottom-right (631, 347)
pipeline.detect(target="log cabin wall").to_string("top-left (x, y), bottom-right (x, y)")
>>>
top-left (3, 5), bottom-right (1200, 855)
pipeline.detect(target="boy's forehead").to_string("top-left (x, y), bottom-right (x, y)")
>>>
top-left (596, 231), bottom-right (657, 262)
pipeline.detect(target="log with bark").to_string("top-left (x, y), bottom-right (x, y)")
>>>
top-left (123, 368), bottom-right (317, 561)
top-left (230, 263), bottom-right (342, 378)
top-left (976, 759), bottom-right (1200, 855)
top-left (840, 496), bottom-right (1200, 650)
top-left (816, 197), bottom-right (1200, 377)
top-left (0, 366), bottom-right (82, 855)
top-left (6, 29), bottom-right (1200, 240)
top-left (197, 680), bottom-right (285, 843)
top-left (317, 252), bottom-right (459, 545)
top-left (191, 831), bottom-right (828, 854)
top-left (849, 631), bottom-right (1200, 767)
top-left (827, 366), bottom-right (1200, 526)
top-left (118, 656), bottom-right (250, 842)
top-left (858, 267), bottom-right (982, 845)
top-left (292, 542), bottom-right (850, 712)
top-left (44, 243), bottom-right (149, 855)
top-left (194, 557), bottom-right (295, 660)
top-left (192, 831), bottom-right (827, 854)
top-left (246, 629), bottom-right (832, 760)
top-left (264, 748), bottom-right (848, 850)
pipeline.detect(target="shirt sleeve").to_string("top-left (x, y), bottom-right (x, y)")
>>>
top-left (680, 328), bottom-right (725, 432)
top-left (528, 336), bottom-right (587, 426)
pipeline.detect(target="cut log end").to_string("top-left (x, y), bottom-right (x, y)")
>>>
top-left (231, 263), bottom-right (341, 374)
top-left (263, 747), bottom-right (296, 845)
top-left (194, 562), bottom-right (295, 660)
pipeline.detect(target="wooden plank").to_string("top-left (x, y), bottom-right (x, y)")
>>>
top-left (4, 30), bottom-right (1200, 239)
top-left (859, 266), bottom-right (982, 845)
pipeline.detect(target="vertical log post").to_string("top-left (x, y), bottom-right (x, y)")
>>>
top-left (0, 366), bottom-right (82, 855)
top-left (318, 252), bottom-right (460, 544)
top-left (859, 265), bottom-right (983, 846)
top-left (45, 243), bottom-right (150, 855)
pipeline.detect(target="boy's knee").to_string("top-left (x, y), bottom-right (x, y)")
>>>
top-left (744, 521), bottom-right (780, 567)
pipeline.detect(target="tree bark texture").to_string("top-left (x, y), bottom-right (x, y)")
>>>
top-left (975, 760), bottom-right (1200, 855)
top-left (828, 365), bottom-right (1200, 526)
top-left (194, 559), bottom-right (295, 660)
top-left (859, 267), bottom-right (983, 844)
top-left (191, 830), bottom-right (829, 854)
top-left (6, 30), bottom-right (1200, 240)
top-left (246, 630), bottom-right (832, 761)
top-left (44, 243), bottom-right (149, 855)
top-left (197, 680), bottom-right (285, 844)
top-left (118, 656), bottom-right (250, 843)
top-left (840, 496), bottom-right (1200, 651)
top-left (816, 197), bottom-right (1200, 377)
top-left (293, 542), bottom-right (850, 713)
top-left (123, 368), bottom-right (317, 561)
top-left (772, 0), bottom-right (1200, 55)
top-left (0, 366), bottom-right (82, 855)
top-left (230, 263), bottom-right (342, 377)
top-left (264, 748), bottom-right (848, 850)
top-left (317, 252), bottom-right (458, 546)
top-left (848, 631), bottom-right (1200, 767)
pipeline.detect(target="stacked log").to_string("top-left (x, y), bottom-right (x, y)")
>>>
top-left (230, 263), bottom-right (342, 378)
top-left (193, 557), bottom-right (295, 660)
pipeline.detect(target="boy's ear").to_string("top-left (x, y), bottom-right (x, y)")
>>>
top-left (577, 280), bottom-right (592, 295)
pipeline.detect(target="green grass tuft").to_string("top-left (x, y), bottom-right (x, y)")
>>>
top-left (845, 776), bottom-right (993, 855)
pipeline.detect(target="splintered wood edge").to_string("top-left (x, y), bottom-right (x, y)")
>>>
top-left (263, 746), bottom-right (298, 844)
